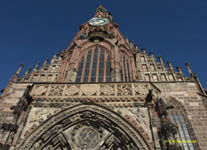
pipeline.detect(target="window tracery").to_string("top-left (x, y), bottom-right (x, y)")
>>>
top-left (75, 47), bottom-right (111, 83)
top-left (168, 100), bottom-right (196, 150)
top-left (121, 55), bottom-right (132, 81)
top-left (169, 114), bottom-right (195, 150)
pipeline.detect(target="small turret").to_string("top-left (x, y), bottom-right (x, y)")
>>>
top-left (22, 67), bottom-right (31, 81)
top-left (43, 58), bottom-right (49, 66)
top-left (129, 41), bottom-right (134, 49)
top-left (125, 36), bottom-right (129, 45)
top-left (167, 61), bottom-right (174, 70)
top-left (185, 62), bottom-right (193, 75)
top-left (185, 62), bottom-right (206, 95)
top-left (10, 63), bottom-right (24, 82)
top-left (95, 5), bottom-right (113, 20)
top-left (142, 48), bottom-right (146, 53)
top-left (176, 66), bottom-right (183, 73)
top-left (149, 52), bottom-right (154, 57)
top-left (135, 44), bottom-right (140, 53)
top-left (33, 62), bottom-right (40, 71)
top-left (158, 56), bottom-right (164, 64)
top-left (24, 68), bottom-right (31, 76)
top-left (16, 64), bottom-right (24, 75)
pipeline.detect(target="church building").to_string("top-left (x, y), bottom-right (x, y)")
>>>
top-left (0, 6), bottom-right (207, 150)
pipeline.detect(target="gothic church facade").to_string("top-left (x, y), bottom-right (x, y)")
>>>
top-left (0, 6), bottom-right (207, 150)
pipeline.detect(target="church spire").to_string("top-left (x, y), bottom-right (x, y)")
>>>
top-left (95, 5), bottom-right (113, 20)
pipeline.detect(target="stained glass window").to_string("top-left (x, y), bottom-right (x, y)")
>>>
top-left (75, 47), bottom-right (111, 83)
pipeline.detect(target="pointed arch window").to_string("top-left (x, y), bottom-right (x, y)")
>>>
top-left (76, 47), bottom-right (111, 83)
top-left (121, 55), bottom-right (132, 81)
top-left (76, 57), bottom-right (84, 82)
top-left (168, 104), bottom-right (195, 150)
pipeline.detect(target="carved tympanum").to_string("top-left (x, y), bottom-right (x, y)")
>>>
top-left (18, 104), bottom-right (152, 150)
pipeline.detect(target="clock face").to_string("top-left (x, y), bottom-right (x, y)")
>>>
top-left (89, 17), bottom-right (109, 26)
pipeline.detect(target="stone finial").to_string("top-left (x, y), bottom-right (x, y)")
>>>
top-left (16, 64), bottom-right (24, 75)
top-left (142, 48), bottom-right (146, 53)
top-left (176, 66), bottom-right (183, 73)
top-left (135, 44), bottom-right (140, 52)
top-left (149, 52), bottom-right (155, 59)
top-left (158, 56), bottom-right (164, 64)
top-left (34, 62), bottom-right (40, 71)
top-left (126, 36), bottom-right (129, 45)
top-left (25, 68), bottom-right (31, 76)
top-left (185, 62), bottom-right (193, 74)
top-left (167, 61), bottom-right (174, 70)
top-left (149, 52), bottom-right (153, 56)
top-left (129, 41), bottom-right (134, 49)
top-left (43, 58), bottom-right (49, 66)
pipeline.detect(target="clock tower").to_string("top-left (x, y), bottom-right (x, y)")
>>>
top-left (0, 5), bottom-right (207, 150)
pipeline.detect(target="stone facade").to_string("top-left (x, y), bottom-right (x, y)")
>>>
top-left (0, 5), bottom-right (207, 150)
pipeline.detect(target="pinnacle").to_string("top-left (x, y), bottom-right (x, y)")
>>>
top-left (96, 4), bottom-right (107, 12)
top-left (98, 5), bottom-right (103, 8)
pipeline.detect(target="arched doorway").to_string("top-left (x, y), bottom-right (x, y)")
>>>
top-left (18, 103), bottom-right (152, 150)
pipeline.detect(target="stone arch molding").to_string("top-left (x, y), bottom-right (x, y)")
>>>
top-left (18, 103), bottom-right (152, 150)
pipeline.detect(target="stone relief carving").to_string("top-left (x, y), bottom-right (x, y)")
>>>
top-left (129, 108), bottom-right (148, 127)
top-left (29, 109), bottom-right (52, 124)
top-left (80, 84), bottom-right (99, 96)
top-left (18, 104), bottom-right (151, 150)
top-left (117, 84), bottom-right (132, 96)
top-left (30, 83), bottom-right (160, 99)
top-left (48, 85), bottom-right (64, 96)
top-left (32, 85), bottom-right (48, 96)
top-left (71, 122), bottom-right (102, 149)
top-left (22, 108), bottom-right (60, 139)
top-left (64, 85), bottom-right (80, 96)
top-left (134, 84), bottom-right (149, 95)
top-left (100, 84), bottom-right (115, 96)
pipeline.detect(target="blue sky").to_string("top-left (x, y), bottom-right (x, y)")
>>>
top-left (0, 0), bottom-right (207, 90)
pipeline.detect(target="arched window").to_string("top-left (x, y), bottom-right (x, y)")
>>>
top-left (121, 55), bottom-right (132, 81)
top-left (168, 101), bottom-right (196, 150)
top-left (76, 56), bottom-right (84, 82)
top-left (76, 47), bottom-right (111, 83)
